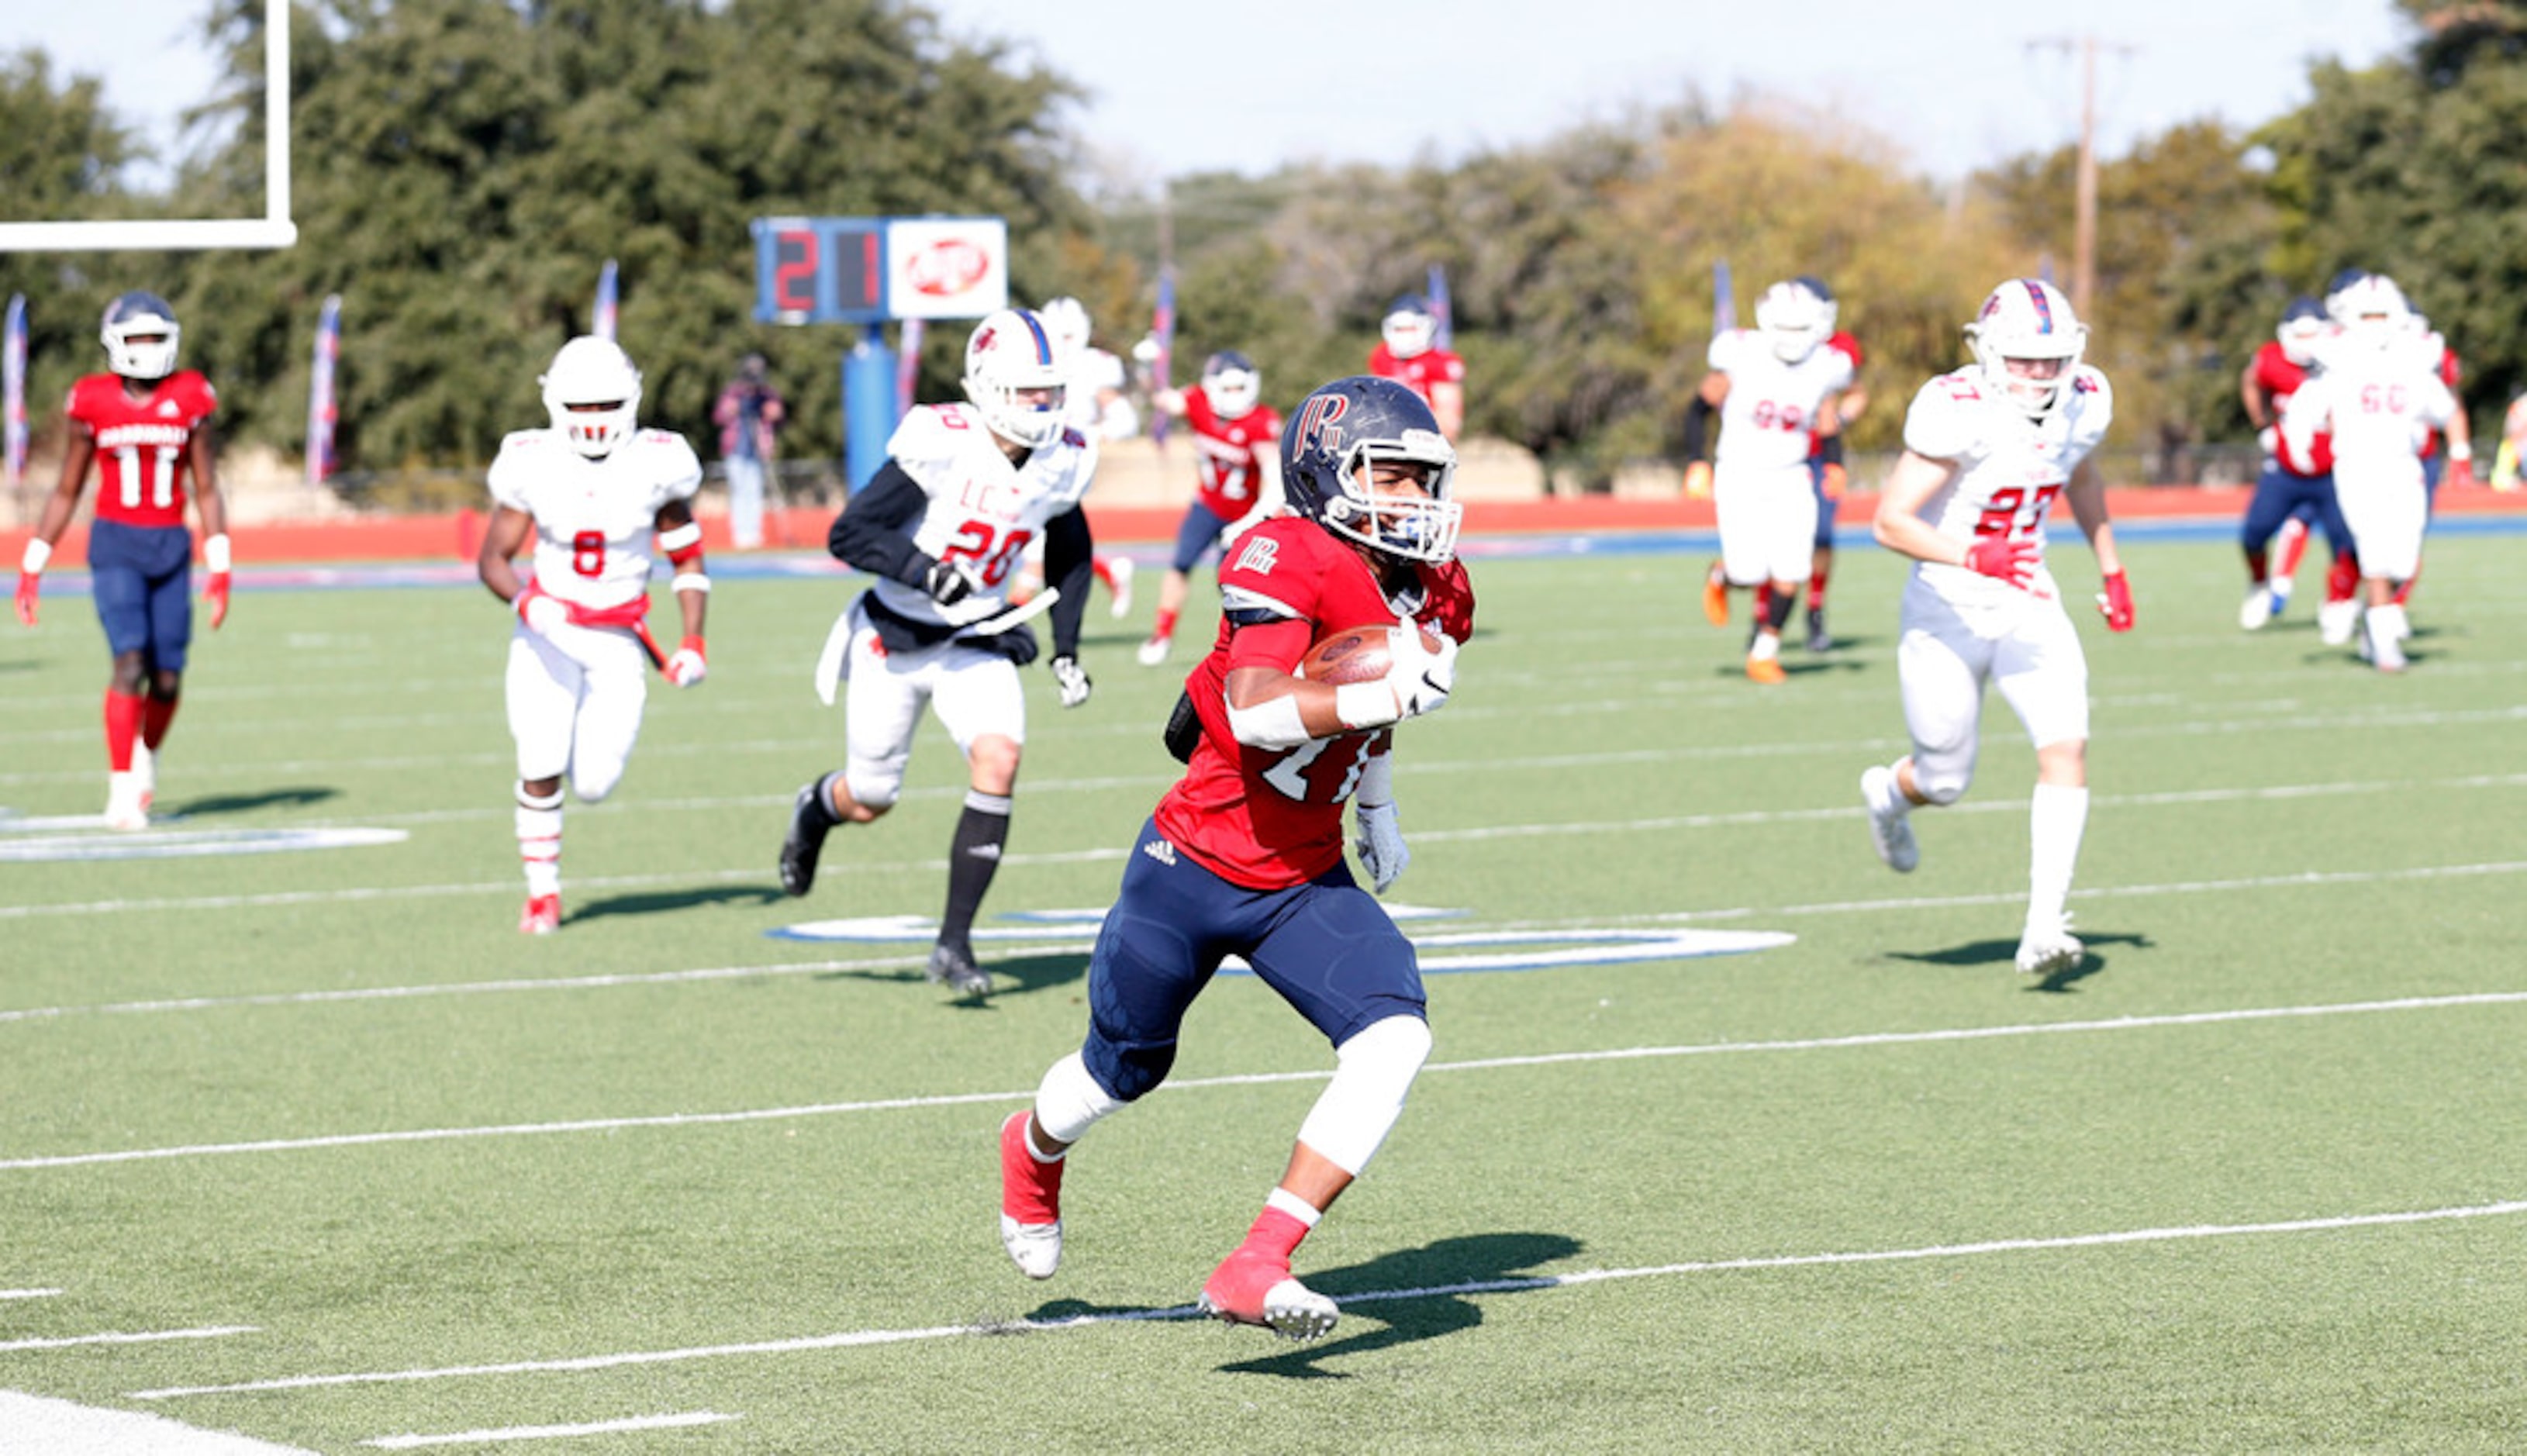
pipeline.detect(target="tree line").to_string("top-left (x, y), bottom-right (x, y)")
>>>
top-left (2, 0), bottom-right (2519, 490)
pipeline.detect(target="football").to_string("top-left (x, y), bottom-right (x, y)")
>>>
top-left (1298, 626), bottom-right (1439, 685)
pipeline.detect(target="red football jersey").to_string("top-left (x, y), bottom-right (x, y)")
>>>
top-left (1182, 387), bottom-right (1286, 519)
top-left (1154, 516), bottom-right (1476, 889)
top-left (2253, 341), bottom-right (2333, 475)
top-left (65, 370), bottom-right (218, 529)
top-left (1366, 344), bottom-right (1467, 409)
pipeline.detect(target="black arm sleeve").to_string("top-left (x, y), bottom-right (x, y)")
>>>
top-left (829, 461), bottom-right (936, 588)
top-left (1817, 433), bottom-right (1845, 467)
top-left (1041, 505), bottom-right (1095, 658)
top-left (1683, 395), bottom-right (1715, 463)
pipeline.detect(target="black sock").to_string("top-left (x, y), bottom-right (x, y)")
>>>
top-left (803, 771), bottom-right (846, 829)
top-left (1765, 585), bottom-right (1798, 632)
top-left (940, 790), bottom-right (1012, 948)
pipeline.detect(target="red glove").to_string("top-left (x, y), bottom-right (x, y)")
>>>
top-left (2097, 571), bottom-right (2135, 632)
top-left (205, 571), bottom-right (232, 630)
top-left (13, 571), bottom-right (37, 628)
top-left (1962, 535), bottom-right (2039, 589)
top-left (2446, 455), bottom-right (2477, 492)
top-left (1819, 462), bottom-right (1848, 501)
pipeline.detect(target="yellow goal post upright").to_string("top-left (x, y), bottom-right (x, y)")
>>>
top-left (0, 0), bottom-right (295, 253)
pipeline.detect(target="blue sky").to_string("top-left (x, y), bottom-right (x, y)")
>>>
top-left (11, 1), bottom-right (2409, 192)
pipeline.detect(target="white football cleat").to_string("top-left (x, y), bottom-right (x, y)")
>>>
top-left (2317, 597), bottom-right (2361, 647)
top-left (2366, 612), bottom-right (2408, 673)
top-left (102, 771), bottom-right (150, 831)
top-left (1860, 766), bottom-right (1919, 874)
top-left (2237, 585), bottom-right (2273, 631)
top-left (1135, 633), bottom-right (1171, 668)
top-left (2014, 919), bottom-right (2084, 978)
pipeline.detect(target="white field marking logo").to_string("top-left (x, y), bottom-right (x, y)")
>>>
top-left (0, 825), bottom-right (406, 863)
top-left (766, 906), bottom-right (1793, 974)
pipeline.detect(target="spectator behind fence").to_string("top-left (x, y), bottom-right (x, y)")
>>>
top-left (713, 353), bottom-right (787, 549)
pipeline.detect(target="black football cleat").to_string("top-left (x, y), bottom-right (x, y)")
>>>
top-left (1805, 607), bottom-right (1832, 654)
top-left (778, 782), bottom-right (832, 897)
top-left (926, 940), bottom-right (991, 999)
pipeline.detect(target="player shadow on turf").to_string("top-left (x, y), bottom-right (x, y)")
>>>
top-left (568, 885), bottom-right (787, 923)
top-left (812, 950), bottom-right (1090, 1000)
top-left (1709, 658), bottom-right (1866, 681)
top-left (1211, 1230), bottom-right (1588, 1377)
top-left (167, 785), bottom-right (339, 816)
top-left (1883, 930), bottom-right (2153, 992)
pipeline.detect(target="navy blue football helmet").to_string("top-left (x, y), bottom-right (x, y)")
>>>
top-left (1279, 375), bottom-right (1461, 563)
top-left (100, 290), bottom-right (181, 380)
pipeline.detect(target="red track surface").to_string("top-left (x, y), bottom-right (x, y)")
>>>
top-left (7, 487), bottom-right (2525, 565)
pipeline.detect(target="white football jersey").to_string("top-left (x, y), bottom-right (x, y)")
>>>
top-left (1901, 364), bottom-right (2113, 606)
top-left (488, 427), bottom-right (703, 610)
top-left (868, 402), bottom-right (1099, 629)
top-left (1061, 347), bottom-right (1139, 440)
top-left (2281, 343), bottom-right (2453, 490)
top-left (1708, 329), bottom-right (1856, 471)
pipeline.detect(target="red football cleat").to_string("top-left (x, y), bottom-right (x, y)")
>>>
top-left (518, 894), bottom-right (561, 935)
top-left (999, 1111), bottom-right (1064, 1279)
top-left (1197, 1244), bottom-right (1338, 1342)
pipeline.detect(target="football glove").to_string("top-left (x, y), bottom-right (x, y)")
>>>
top-left (2096, 571), bottom-right (2135, 633)
top-left (1353, 799), bottom-right (1409, 894)
top-left (15, 537), bottom-right (47, 627)
top-left (1963, 535), bottom-right (2039, 590)
top-left (202, 533), bottom-right (231, 629)
top-left (1386, 627), bottom-right (1458, 720)
top-left (1683, 461), bottom-right (1714, 499)
top-left (925, 557), bottom-right (978, 607)
top-left (514, 584), bottom-right (571, 636)
top-left (1819, 462), bottom-right (1848, 501)
top-left (1051, 654), bottom-right (1092, 709)
top-left (2446, 454), bottom-right (2478, 492)
top-left (666, 635), bottom-right (708, 687)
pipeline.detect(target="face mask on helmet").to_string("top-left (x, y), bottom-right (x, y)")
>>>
top-left (1755, 281), bottom-right (1829, 364)
top-left (1202, 351), bottom-right (1262, 419)
top-left (1963, 278), bottom-right (2087, 419)
top-left (101, 291), bottom-right (182, 381)
top-left (1280, 377), bottom-right (1463, 564)
top-left (541, 336), bottom-right (644, 458)
top-left (2334, 276), bottom-right (2412, 350)
top-left (1037, 297), bottom-right (1092, 361)
top-left (2277, 298), bottom-right (2330, 367)
top-left (1381, 298), bottom-right (1436, 361)
top-left (964, 309), bottom-right (1069, 450)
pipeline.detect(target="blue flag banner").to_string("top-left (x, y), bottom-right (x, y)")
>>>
top-left (1427, 263), bottom-right (1454, 350)
top-left (306, 295), bottom-right (342, 487)
top-left (3, 295), bottom-right (26, 488)
top-left (1148, 267), bottom-right (1176, 446)
top-left (2039, 253), bottom-right (2056, 287)
top-left (1713, 260), bottom-right (1735, 336)
top-left (593, 260), bottom-right (619, 341)
top-left (896, 316), bottom-right (926, 416)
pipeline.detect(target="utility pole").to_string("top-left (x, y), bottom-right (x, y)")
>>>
top-left (2029, 34), bottom-right (2133, 319)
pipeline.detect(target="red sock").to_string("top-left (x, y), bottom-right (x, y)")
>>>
top-left (1807, 568), bottom-right (1828, 611)
top-left (1238, 1205), bottom-right (1311, 1262)
top-left (142, 695), bottom-right (179, 750)
top-left (2325, 554), bottom-right (2360, 604)
top-left (1092, 558), bottom-right (1117, 592)
top-left (1151, 607), bottom-right (1179, 640)
top-left (1752, 581), bottom-right (1775, 619)
top-left (2392, 565), bottom-right (2420, 606)
top-left (104, 690), bottom-right (145, 773)
top-left (2273, 516), bottom-right (2311, 578)
top-left (2243, 548), bottom-right (2269, 583)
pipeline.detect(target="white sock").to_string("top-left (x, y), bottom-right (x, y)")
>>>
top-left (516, 783), bottom-right (564, 898)
top-left (2026, 782), bottom-right (2089, 931)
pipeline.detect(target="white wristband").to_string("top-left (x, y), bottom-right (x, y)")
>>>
top-left (658, 521), bottom-right (703, 553)
top-left (20, 538), bottom-right (52, 574)
top-left (203, 533), bottom-right (233, 573)
top-left (2449, 441), bottom-right (2473, 463)
top-left (671, 571), bottom-right (711, 594)
top-left (1334, 681), bottom-right (1402, 731)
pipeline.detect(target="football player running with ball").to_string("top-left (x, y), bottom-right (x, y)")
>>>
top-left (1857, 279), bottom-right (2132, 979)
top-left (478, 337), bottom-right (710, 935)
top-left (777, 309), bottom-right (1100, 999)
top-left (998, 375), bottom-right (1472, 1343)
top-left (16, 292), bottom-right (232, 830)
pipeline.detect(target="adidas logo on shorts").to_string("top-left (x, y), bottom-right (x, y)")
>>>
top-left (1141, 838), bottom-right (1177, 867)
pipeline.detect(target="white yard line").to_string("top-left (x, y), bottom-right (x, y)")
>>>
top-left (0, 1325), bottom-right (257, 1353)
top-left (11, 989), bottom-right (2525, 1174)
top-left (129, 1197), bottom-right (2527, 1400)
top-left (0, 1288), bottom-right (64, 1300)
top-left (0, 1392), bottom-right (319, 1454)
top-left (361, 1412), bottom-right (737, 1448)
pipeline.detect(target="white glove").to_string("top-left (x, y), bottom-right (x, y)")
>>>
top-left (1385, 626), bottom-right (1458, 720)
top-left (1353, 799), bottom-right (1409, 894)
top-left (516, 587), bottom-right (570, 636)
top-left (665, 637), bottom-right (707, 688)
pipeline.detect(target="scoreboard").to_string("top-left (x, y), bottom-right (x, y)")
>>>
top-left (750, 216), bottom-right (1006, 325)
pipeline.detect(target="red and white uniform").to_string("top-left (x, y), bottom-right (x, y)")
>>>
top-left (1155, 518), bottom-right (1476, 888)
top-left (1367, 344), bottom-right (1466, 410)
top-left (1807, 330), bottom-right (1865, 462)
top-left (1895, 363), bottom-right (2114, 770)
top-left (1707, 329), bottom-right (1855, 584)
top-left (488, 425), bottom-right (702, 800)
top-left (2282, 340), bottom-right (2454, 581)
top-left (2250, 340), bottom-right (2333, 476)
top-left (1182, 387), bottom-right (1285, 520)
top-left (65, 371), bottom-right (217, 529)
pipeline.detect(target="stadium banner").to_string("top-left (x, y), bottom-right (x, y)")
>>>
top-left (896, 316), bottom-right (926, 415)
top-left (2, 295), bottom-right (24, 488)
top-left (593, 259), bottom-right (619, 340)
top-left (306, 294), bottom-right (341, 487)
top-left (883, 218), bottom-right (1008, 321)
top-left (1713, 260), bottom-right (1735, 335)
top-left (1427, 262), bottom-right (1454, 350)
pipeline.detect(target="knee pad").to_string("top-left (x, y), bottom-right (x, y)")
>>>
top-left (1082, 1030), bottom-right (1175, 1105)
top-left (1910, 755), bottom-right (1972, 806)
top-left (571, 761), bottom-right (625, 804)
top-left (1034, 1051), bottom-right (1127, 1145)
top-left (844, 766), bottom-right (902, 812)
top-left (1296, 1015), bottom-right (1433, 1176)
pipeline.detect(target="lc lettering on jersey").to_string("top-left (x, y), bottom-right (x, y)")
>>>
top-left (1231, 537), bottom-right (1279, 576)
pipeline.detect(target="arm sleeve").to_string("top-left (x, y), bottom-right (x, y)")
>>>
top-left (830, 460), bottom-right (935, 588)
top-left (1683, 395), bottom-right (1715, 462)
top-left (1041, 506), bottom-right (1095, 657)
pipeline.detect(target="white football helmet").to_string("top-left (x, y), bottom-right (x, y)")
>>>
top-left (1794, 274), bottom-right (1841, 333)
top-left (100, 291), bottom-right (181, 381)
top-left (1381, 296), bottom-right (1437, 360)
top-left (2333, 274), bottom-right (2412, 351)
top-left (963, 309), bottom-right (1068, 449)
top-left (1037, 296), bottom-right (1093, 361)
top-left (540, 336), bottom-right (643, 458)
top-left (2276, 297), bottom-right (2330, 367)
top-left (1755, 279), bottom-right (1831, 364)
top-left (1963, 278), bottom-right (2087, 419)
top-left (1201, 350), bottom-right (1262, 419)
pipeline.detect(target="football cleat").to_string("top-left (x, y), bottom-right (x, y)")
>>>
top-left (2014, 919), bottom-right (2083, 977)
top-left (2268, 575), bottom-right (2295, 612)
top-left (2317, 596), bottom-right (2361, 647)
top-left (1745, 654), bottom-right (1786, 685)
top-left (1199, 1247), bottom-right (1339, 1342)
top-left (519, 893), bottom-right (561, 935)
top-left (926, 940), bottom-right (991, 999)
top-left (1860, 766), bottom-right (1920, 873)
top-left (1702, 562), bottom-right (1729, 626)
top-left (1804, 607), bottom-right (1831, 654)
top-left (2366, 615), bottom-right (2408, 673)
top-left (102, 771), bottom-right (150, 831)
top-left (1105, 555), bottom-right (1134, 619)
top-left (1136, 633), bottom-right (1171, 667)
top-left (778, 781), bottom-right (831, 897)
top-left (2238, 585), bottom-right (2274, 631)
top-left (998, 1110), bottom-right (1065, 1280)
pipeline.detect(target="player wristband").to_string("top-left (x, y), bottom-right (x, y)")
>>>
top-left (203, 533), bottom-right (233, 573)
top-left (20, 538), bottom-right (51, 574)
top-left (671, 572), bottom-right (711, 594)
top-left (1334, 681), bottom-right (1401, 731)
top-left (2449, 442), bottom-right (2473, 462)
top-left (658, 521), bottom-right (703, 554)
